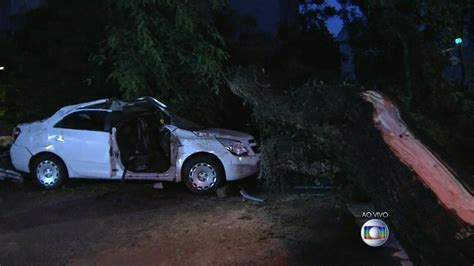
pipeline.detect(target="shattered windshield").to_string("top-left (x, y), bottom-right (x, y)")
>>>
top-left (128, 97), bottom-right (203, 130)
top-left (167, 111), bottom-right (204, 130)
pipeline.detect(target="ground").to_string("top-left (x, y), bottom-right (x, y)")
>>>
top-left (0, 179), bottom-right (403, 266)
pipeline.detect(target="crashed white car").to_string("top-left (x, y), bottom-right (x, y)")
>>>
top-left (10, 97), bottom-right (260, 193)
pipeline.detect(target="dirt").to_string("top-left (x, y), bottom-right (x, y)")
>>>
top-left (1, 179), bottom-right (402, 266)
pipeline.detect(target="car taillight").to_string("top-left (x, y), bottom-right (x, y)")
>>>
top-left (12, 127), bottom-right (21, 143)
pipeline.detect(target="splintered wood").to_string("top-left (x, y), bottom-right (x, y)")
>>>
top-left (362, 91), bottom-right (474, 225)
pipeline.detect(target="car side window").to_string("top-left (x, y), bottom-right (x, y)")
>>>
top-left (54, 111), bottom-right (108, 132)
top-left (104, 111), bottom-right (123, 132)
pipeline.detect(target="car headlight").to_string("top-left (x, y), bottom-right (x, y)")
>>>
top-left (217, 138), bottom-right (249, 156)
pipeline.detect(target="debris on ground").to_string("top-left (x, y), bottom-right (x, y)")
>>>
top-left (152, 182), bottom-right (163, 189)
top-left (0, 145), bottom-right (23, 184)
top-left (239, 187), bottom-right (266, 203)
top-left (0, 168), bottom-right (23, 183)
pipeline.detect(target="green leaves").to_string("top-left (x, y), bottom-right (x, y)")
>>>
top-left (100, 0), bottom-right (229, 101)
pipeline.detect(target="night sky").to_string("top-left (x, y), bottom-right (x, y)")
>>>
top-left (315, 0), bottom-right (362, 37)
top-left (325, 0), bottom-right (344, 36)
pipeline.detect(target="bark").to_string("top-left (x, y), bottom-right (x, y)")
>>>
top-left (227, 68), bottom-right (474, 264)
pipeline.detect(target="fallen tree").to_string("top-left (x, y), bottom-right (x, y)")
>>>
top-left (227, 67), bottom-right (473, 265)
top-left (362, 91), bottom-right (474, 225)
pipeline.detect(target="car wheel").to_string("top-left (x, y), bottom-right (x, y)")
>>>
top-left (32, 155), bottom-right (67, 190)
top-left (182, 156), bottom-right (224, 194)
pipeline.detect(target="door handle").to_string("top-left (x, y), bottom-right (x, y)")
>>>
top-left (55, 135), bottom-right (65, 142)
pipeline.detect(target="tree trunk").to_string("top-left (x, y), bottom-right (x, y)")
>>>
top-left (227, 68), bottom-right (474, 264)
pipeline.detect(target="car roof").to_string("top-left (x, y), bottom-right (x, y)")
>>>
top-left (57, 99), bottom-right (108, 114)
top-left (52, 97), bottom-right (168, 118)
top-left (136, 96), bottom-right (167, 109)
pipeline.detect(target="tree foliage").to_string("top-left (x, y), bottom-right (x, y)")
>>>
top-left (1, 0), bottom-right (234, 128)
top-left (344, 0), bottom-right (466, 102)
top-left (274, 0), bottom-right (341, 87)
top-left (342, 0), bottom-right (474, 180)
top-left (98, 0), bottom-right (229, 104)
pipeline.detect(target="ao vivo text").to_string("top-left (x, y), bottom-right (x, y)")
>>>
top-left (361, 212), bottom-right (389, 218)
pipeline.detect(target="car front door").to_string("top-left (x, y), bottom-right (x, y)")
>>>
top-left (52, 110), bottom-right (111, 178)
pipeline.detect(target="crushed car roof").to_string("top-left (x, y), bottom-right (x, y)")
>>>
top-left (50, 97), bottom-right (168, 120)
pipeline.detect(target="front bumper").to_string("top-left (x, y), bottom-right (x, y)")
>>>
top-left (224, 154), bottom-right (260, 181)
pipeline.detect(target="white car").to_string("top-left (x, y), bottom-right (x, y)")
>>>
top-left (10, 97), bottom-right (260, 193)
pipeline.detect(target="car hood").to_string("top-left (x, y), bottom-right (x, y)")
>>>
top-left (195, 128), bottom-right (254, 142)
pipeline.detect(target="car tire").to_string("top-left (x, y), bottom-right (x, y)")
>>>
top-left (32, 154), bottom-right (67, 190)
top-left (182, 155), bottom-right (225, 194)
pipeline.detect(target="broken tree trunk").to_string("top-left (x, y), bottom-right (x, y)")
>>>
top-left (362, 91), bottom-right (474, 224)
top-left (227, 68), bottom-right (474, 264)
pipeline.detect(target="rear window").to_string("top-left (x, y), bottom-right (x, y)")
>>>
top-left (54, 111), bottom-right (108, 132)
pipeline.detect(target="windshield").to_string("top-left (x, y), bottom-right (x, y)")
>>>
top-left (139, 97), bottom-right (204, 130)
top-left (167, 111), bottom-right (204, 131)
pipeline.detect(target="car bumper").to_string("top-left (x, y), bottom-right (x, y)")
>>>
top-left (10, 144), bottom-right (32, 173)
top-left (224, 154), bottom-right (260, 181)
